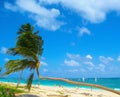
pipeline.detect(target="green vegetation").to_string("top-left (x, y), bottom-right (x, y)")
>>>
top-left (0, 83), bottom-right (24, 97)
top-left (4, 23), bottom-right (44, 91)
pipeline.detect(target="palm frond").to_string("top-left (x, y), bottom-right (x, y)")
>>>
top-left (4, 23), bottom-right (44, 91)
top-left (4, 59), bottom-right (29, 75)
top-left (7, 48), bottom-right (19, 56)
top-left (34, 31), bottom-right (39, 35)
top-left (26, 73), bottom-right (34, 91)
top-left (17, 23), bottom-right (32, 34)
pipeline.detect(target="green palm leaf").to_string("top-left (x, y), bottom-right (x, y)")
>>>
top-left (26, 73), bottom-right (34, 91)
top-left (4, 23), bottom-right (44, 91)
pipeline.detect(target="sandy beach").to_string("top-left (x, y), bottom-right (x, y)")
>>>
top-left (26, 86), bottom-right (120, 97)
top-left (1, 82), bottom-right (120, 97)
top-left (2, 1), bottom-right (120, 97)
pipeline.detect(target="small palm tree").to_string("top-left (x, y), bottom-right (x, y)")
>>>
top-left (4, 23), bottom-right (44, 91)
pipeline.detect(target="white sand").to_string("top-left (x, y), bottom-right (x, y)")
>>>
top-left (1, 82), bottom-right (120, 97)
top-left (30, 85), bottom-right (120, 97)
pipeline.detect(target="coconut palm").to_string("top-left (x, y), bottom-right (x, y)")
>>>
top-left (40, 76), bottom-right (120, 95)
top-left (4, 23), bottom-right (43, 91)
top-left (3, 24), bottom-right (120, 95)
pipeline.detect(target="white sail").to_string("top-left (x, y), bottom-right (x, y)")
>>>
top-left (95, 77), bottom-right (97, 82)
top-left (82, 77), bottom-right (85, 82)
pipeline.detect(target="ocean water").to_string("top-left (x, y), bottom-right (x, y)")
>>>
top-left (0, 77), bottom-right (120, 91)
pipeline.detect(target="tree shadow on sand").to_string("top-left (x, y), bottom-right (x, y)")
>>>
top-left (18, 94), bottom-right (40, 97)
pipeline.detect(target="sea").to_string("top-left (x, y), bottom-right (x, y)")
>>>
top-left (0, 77), bottom-right (120, 91)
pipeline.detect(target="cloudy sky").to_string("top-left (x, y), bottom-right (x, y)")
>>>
top-left (1, 0), bottom-right (120, 78)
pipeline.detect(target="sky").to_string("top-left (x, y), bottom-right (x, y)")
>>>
top-left (0, 0), bottom-right (120, 78)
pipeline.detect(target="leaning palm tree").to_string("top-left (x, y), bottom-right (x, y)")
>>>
top-left (3, 24), bottom-right (120, 95)
top-left (4, 23), bottom-right (43, 91)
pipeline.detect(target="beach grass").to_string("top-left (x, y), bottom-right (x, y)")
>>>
top-left (0, 83), bottom-right (25, 97)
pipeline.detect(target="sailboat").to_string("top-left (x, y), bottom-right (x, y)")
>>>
top-left (95, 77), bottom-right (97, 82)
top-left (82, 77), bottom-right (85, 82)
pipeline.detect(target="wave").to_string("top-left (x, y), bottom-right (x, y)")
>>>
top-left (114, 88), bottom-right (120, 91)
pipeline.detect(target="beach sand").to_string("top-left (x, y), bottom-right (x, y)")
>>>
top-left (1, 82), bottom-right (120, 97)
top-left (28, 86), bottom-right (120, 97)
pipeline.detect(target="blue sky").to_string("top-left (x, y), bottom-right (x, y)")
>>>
top-left (1, 0), bottom-right (120, 78)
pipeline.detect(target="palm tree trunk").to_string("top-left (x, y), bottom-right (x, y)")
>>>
top-left (16, 70), bottom-right (23, 89)
top-left (26, 72), bottom-right (34, 91)
top-left (40, 76), bottom-right (120, 95)
top-left (36, 68), bottom-right (40, 87)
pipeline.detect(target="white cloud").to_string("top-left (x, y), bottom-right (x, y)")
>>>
top-left (0, 47), bottom-right (8, 54)
top-left (40, 0), bottom-right (59, 4)
top-left (96, 64), bottom-right (105, 72)
top-left (4, 0), bottom-right (64, 31)
top-left (65, 53), bottom-right (93, 66)
top-left (61, 52), bottom-right (120, 76)
top-left (86, 54), bottom-right (92, 60)
top-left (80, 68), bottom-right (86, 73)
top-left (66, 53), bottom-right (81, 60)
top-left (4, 2), bottom-right (18, 12)
top-left (67, 69), bottom-right (78, 73)
top-left (64, 53), bottom-right (116, 73)
top-left (99, 56), bottom-right (114, 64)
top-left (41, 61), bottom-right (48, 66)
top-left (43, 68), bottom-right (48, 72)
top-left (117, 56), bottom-right (120, 62)
top-left (78, 27), bottom-right (91, 36)
top-left (84, 61), bottom-right (95, 71)
top-left (4, 58), bottom-right (9, 62)
top-left (40, 56), bottom-right (45, 60)
top-left (84, 62), bottom-right (94, 67)
top-left (64, 59), bottom-right (80, 66)
top-left (5, 0), bottom-right (120, 31)
top-left (40, 0), bottom-right (120, 23)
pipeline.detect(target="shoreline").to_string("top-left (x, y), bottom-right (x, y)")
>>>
top-left (0, 80), bottom-right (119, 91)
top-left (0, 81), bottom-right (104, 91)
top-left (0, 81), bottom-right (120, 97)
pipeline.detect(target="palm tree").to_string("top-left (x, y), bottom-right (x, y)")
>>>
top-left (4, 23), bottom-right (43, 91)
top-left (40, 76), bottom-right (120, 95)
top-left (3, 24), bottom-right (120, 95)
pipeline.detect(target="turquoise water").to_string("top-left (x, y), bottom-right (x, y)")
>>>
top-left (0, 78), bottom-right (120, 91)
